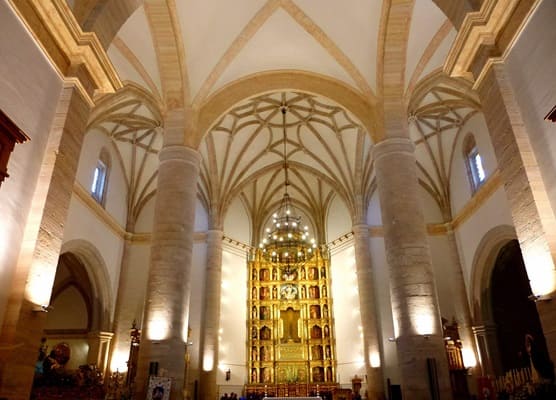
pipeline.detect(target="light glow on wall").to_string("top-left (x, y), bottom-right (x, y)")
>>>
top-left (203, 352), bottom-right (214, 371)
top-left (148, 315), bottom-right (169, 341)
top-left (110, 350), bottom-right (129, 372)
top-left (26, 260), bottom-right (56, 307)
top-left (369, 352), bottom-right (381, 368)
top-left (413, 313), bottom-right (434, 336)
top-left (523, 246), bottom-right (556, 296)
top-left (462, 347), bottom-right (477, 368)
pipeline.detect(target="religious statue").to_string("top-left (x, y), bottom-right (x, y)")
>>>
top-left (281, 307), bottom-right (300, 342)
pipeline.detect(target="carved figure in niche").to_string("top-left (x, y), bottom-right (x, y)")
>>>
top-left (251, 368), bottom-right (257, 383)
top-left (310, 305), bottom-right (320, 319)
top-left (311, 325), bottom-right (322, 339)
top-left (273, 285), bottom-right (278, 299)
top-left (300, 267), bottom-right (306, 279)
top-left (252, 287), bottom-right (257, 299)
top-left (301, 286), bottom-right (306, 298)
top-left (280, 284), bottom-right (298, 300)
top-left (260, 326), bottom-right (271, 340)
top-left (263, 367), bottom-right (271, 383)
top-left (260, 346), bottom-right (268, 361)
top-left (309, 286), bottom-right (319, 298)
top-left (282, 267), bottom-right (297, 281)
top-left (326, 367), bottom-right (332, 382)
top-left (252, 346), bottom-right (258, 361)
top-left (252, 326), bottom-right (257, 339)
top-left (252, 306), bottom-right (257, 319)
top-left (312, 367), bottom-right (323, 382)
top-left (324, 325), bottom-right (330, 338)
top-left (252, 269), bottom-right (257, 281)
top-left (260, 287), bottom-right (270, 300)
top-left (325, 345), bottom-right (331, 359)
top-left (273, 268), bottom-right (278, 280)
top-left (321, 267), bottom-right (326, 278)
top-left (281, 307), bottom-right (301, 343)
top-left (323, 305), bottom-right (329, 318)
top-left (322, 285), bottom-right (327, 297)
top-left (312, 345), bottom-right (323, 360)
top-left (260, 269), bottom-right (269, 281)
top-left (308, 267), bottom-right (317, 280)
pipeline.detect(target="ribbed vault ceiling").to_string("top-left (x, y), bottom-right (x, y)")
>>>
top-left (74, 0), bottom-right (484, 240)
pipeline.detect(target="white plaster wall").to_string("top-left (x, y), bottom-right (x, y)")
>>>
top-left (124, 242), bottom-right (152, 326)
top-left (187, 241), bottom-right (208, 390)
top-left (223, 197), bottom-right (250, 243)
top-left (450, 113), bottom-right (498, 216)
top-left (454, 188), bottom-right (514, 294)
top-left (428, 235), bottom-right (460, 321)
top-left (369, 237), bottom-right (401, 386)
top-left (505, 0), bottom-right (556, 217)
top-left (76, 129), bottom-right (128, 227)
top-left (419, 185), bottom-right (444, 223)
top-left (366, 191), bottom-right (383, 226)
top-left (63, 196), bottom-right (125, 319)
top-left (327, 195), bottom-right (351, 240)
top-left (0, 0), bottom-right (63, 325)
top-left (330, 246), bottom-right (366, 386)
top-left (217, 248), bottom-right (248, 386)
top-left (46, 286), bottom-right (88, 330)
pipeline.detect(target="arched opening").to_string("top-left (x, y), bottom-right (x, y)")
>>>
top-left (490, 240), bottom-right (550, 375)
top-left (32, 250), bottom-right (112, 399)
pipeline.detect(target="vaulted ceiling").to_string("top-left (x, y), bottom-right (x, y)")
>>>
top-left (74, 0), bottom-right (482, 238)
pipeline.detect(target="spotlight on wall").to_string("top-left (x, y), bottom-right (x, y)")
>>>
top-left (225, 369), bottom-right (231, 381)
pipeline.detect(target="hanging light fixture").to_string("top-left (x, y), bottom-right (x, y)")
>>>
top-left (258, 103), bottom-right (317, 276)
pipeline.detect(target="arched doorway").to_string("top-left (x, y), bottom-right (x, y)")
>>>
top-left (490, 240), bottom-right (549, 373)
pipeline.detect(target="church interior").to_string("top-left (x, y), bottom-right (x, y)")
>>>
top-left (1, 1), bottom-right (556, 400)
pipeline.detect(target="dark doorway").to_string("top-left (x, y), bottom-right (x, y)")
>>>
top-left (490, 240), bottom-right (548, 372)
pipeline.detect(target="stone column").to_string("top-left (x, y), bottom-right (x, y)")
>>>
top-left (134, 145), bottom-right (200, 400)
top-left (0, 83), bottom-right (90, 400)
top-left (352, 224), bottom-right (385, 400)
top-left (373, 138), bottom-right (452, 400)
top-left (199, 229), bottom-right (224, 400)
top-left (87, 331), bottom-right (114, 377)
top-left (473, 324), bottom-right (502, 376)
top-left (477, 64), bottom-right (556, 363)
top-left (444, 226), bottom-right (480, 373)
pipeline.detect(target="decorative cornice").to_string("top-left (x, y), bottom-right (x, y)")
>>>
top-left (444, 0), bottom-right (541, 89)
top-left (8, 0), bottom-right (122, 106)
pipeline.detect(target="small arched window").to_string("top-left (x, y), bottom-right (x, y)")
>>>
top-left (91, 148), bottom-right (110, 205)
top-left (463, 134), bottom-right (486, 193)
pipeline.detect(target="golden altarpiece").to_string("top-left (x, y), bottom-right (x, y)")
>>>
top-left (247, 245), bottom-right (337, 394)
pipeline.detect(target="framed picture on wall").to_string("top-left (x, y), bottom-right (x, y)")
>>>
top-left (146, 376), bottom-right (171, 400)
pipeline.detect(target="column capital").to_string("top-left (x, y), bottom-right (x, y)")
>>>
top-left (372, 137), bottom-right (415, 162)
top-left (159, 145), bottom-right (200, 165)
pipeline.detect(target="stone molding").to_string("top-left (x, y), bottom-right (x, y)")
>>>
top-left (8, 0), bottom-right (122, 105)
top-left (371, 137), bottom-right (415, 162)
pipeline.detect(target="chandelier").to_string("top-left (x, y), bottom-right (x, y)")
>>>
top-left (258, 104), bottom-right (317, 274)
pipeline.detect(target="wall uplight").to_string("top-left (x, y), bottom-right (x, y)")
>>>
top-left (370, 352), bottom-right (381, 368)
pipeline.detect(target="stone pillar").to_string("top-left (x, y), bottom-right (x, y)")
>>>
top-left (373, 138), bottom-right (452, 400)
top-left (0, 83), bottom-right (90, 400)
top-left (106, 231), bottom-right (143, 377)
top-left (472, 324), bottom-right (502, 376)
top-left (199, 229), bottom-right (224, 400)
top-left (352, 224), bottom-right (385, 400)
top-left (477, 64), bottom-right (556, 363)
top-left (134, 145), bottom-right (200, 400)
top-left (444, 226), bottom-right (480, 373)
top-left (87, 331), bottom-right (114, 377)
